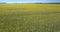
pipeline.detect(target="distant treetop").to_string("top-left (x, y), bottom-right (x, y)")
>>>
top-left (0, 2), bottom-right (6, 4)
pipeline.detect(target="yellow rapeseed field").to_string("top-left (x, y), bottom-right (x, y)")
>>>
top-left (0, 4), bottom-right (60, 32)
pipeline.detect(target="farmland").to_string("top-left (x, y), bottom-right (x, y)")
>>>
top-left (0, 4), bottom-right (60, 32)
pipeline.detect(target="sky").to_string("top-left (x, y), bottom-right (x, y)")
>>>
top-left (0, 0), bottom-right (60, 3)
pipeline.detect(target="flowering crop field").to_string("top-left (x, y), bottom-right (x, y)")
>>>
top-left (0, 4), bottom-right (60, 32)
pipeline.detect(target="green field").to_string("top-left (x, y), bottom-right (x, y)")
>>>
top-left (0, 4), bottom-right (60, 32)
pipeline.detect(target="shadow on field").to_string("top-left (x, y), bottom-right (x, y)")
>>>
top-left (0, 12), bottom-right (60, 32)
